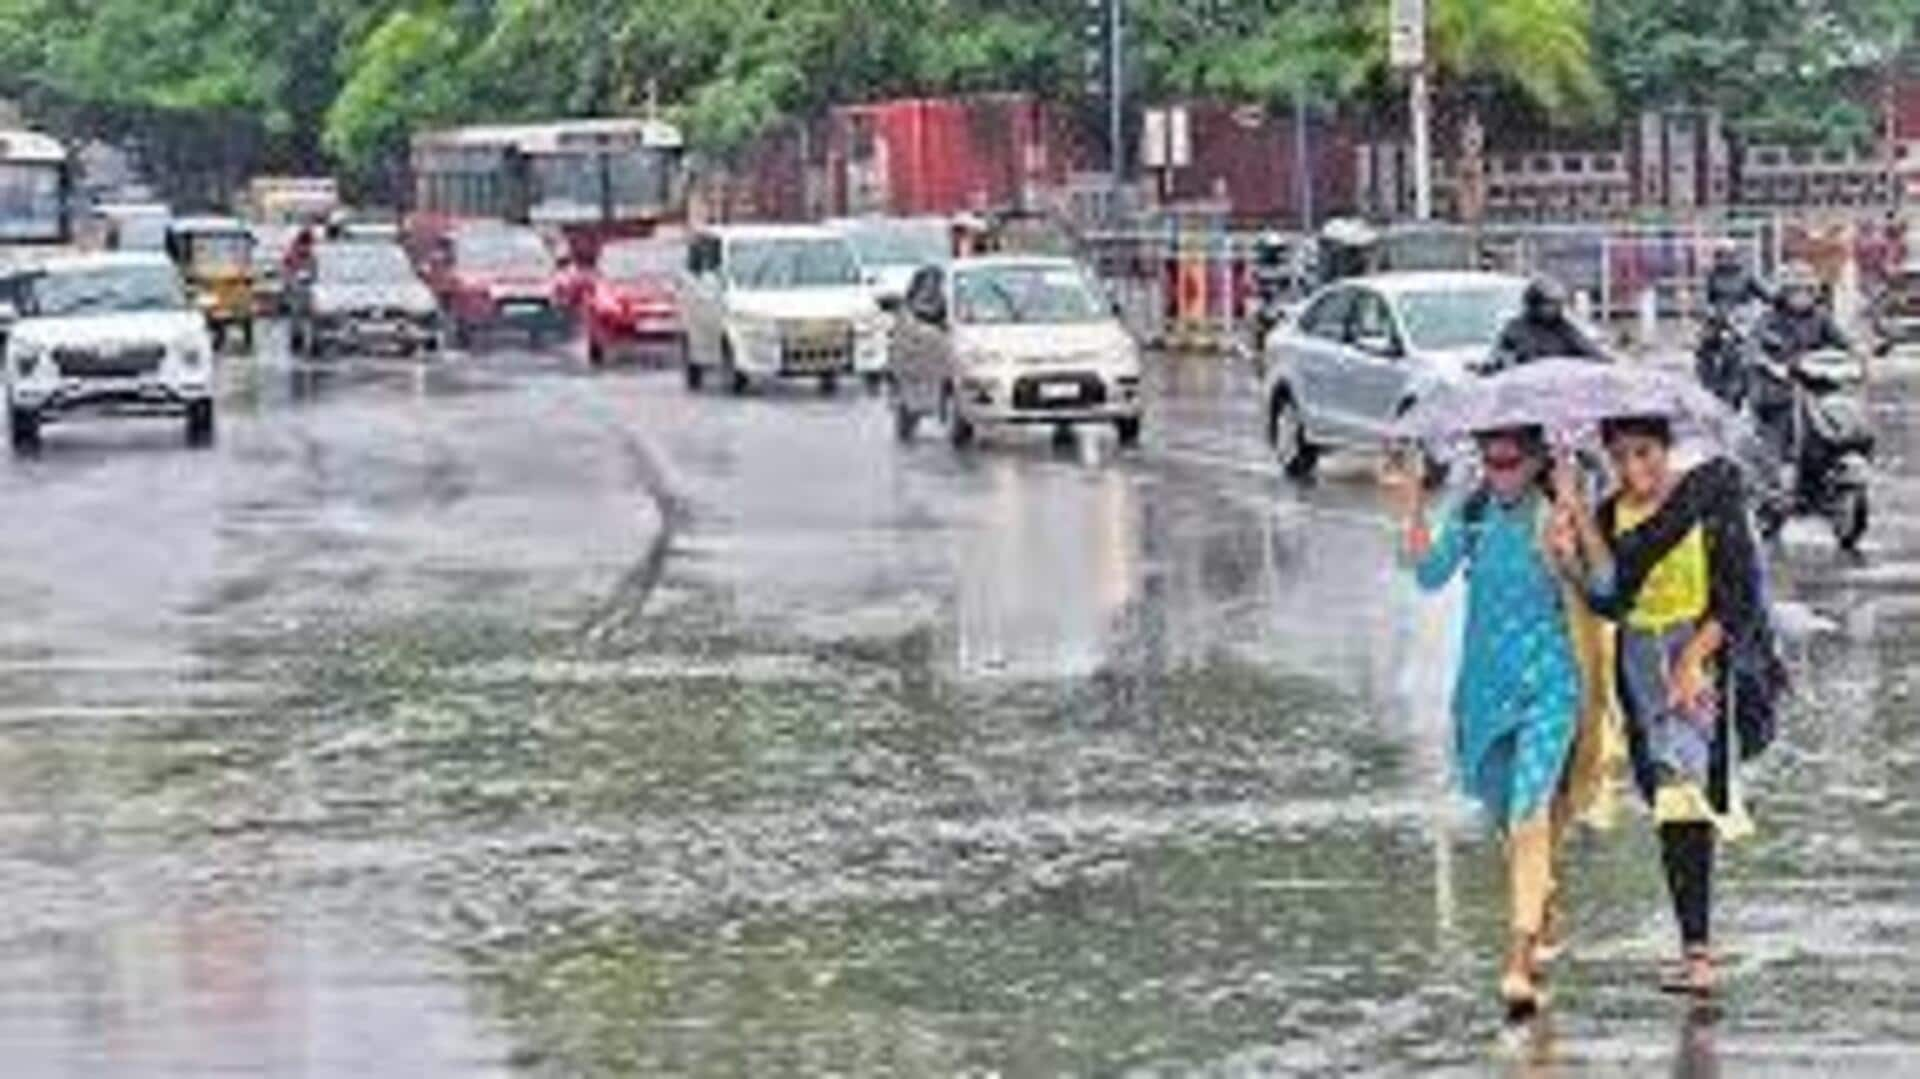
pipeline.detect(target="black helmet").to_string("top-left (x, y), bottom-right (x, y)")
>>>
top-left (1524, 277), bottom-right (1568, 321)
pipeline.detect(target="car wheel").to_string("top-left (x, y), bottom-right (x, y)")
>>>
top-left (722, 342), bottom-right (749, 396)
top-left (893, 397), bottom-right (920, 442)
top-left (240, 319), bottom-right (256, 351)
top-left (185, 400), bottom-right (216, 447)
top-left (943, 387), bottom-right (975, 449)
top-left (819, 373), bottom-right (839, 396)
top-left (588, 337), bottom-right (606, 369)
top-left (864, 372), bottom-right (887, 395)
top-left (684, 359), bottom-right (706, 391)
top-left (8, 405), bottom-right (41, 454)
top-left (1115, 416), bottom-right (1142, 447)
top-left (211, 324), bottom-right (227, 353)
top-left (1270, 388), bottom-right (1319, 481)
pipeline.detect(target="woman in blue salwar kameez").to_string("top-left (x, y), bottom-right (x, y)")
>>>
top-left (1386, 426), bottom-right (1584, 1017)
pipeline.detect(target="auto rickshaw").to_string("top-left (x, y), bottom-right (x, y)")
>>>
top-left (166, 216), bottom-right (256, 350)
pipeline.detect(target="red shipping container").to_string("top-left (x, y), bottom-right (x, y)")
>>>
top-left (828, 94), bottom-right (1081, 217)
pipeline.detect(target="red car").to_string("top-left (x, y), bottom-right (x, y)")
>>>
top-left (579, 239), bottom-right (686, 367)
top-left (418, 223), bottom-right (569, 348)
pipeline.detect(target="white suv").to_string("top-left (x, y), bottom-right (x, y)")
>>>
top-left (5, 252), bottom-right (217, 452)
top-left (679, 225), bottom-right (889, 394)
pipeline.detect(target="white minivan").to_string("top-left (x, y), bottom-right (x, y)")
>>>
top-left (679, 225), bottom-right (890, 394)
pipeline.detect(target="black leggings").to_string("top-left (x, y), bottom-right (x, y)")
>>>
top-left (1660, 822), bottom-right (1715, 948)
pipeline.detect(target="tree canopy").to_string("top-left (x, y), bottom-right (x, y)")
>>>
top-left (0, 0), bottom-right (1915, 183)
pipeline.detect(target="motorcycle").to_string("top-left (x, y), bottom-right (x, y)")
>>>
top-left (1694, 308), bottom-right (1755, 409)
top-left (1749, 347), bottom-right (1875, 551)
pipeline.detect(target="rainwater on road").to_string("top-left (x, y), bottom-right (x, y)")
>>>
top-left (1, 329), bottom-right (1917, 1076)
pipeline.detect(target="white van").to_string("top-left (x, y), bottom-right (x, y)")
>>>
top-left (679, 225), bottom-right (889, 394)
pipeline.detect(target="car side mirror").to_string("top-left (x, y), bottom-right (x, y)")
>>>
top-left (878, 294), bottom-right (902, 313)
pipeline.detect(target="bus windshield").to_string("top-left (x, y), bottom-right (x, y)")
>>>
top-left (0, 161), bottom-right (65, 243)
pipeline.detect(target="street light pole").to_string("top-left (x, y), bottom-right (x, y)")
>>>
top-left (1390, 0), bottom-right (1431, 220)
top-left (1108, 0), bottom-right (1124, 197)
top-left (1411, 66), bottom-right (1433, 220)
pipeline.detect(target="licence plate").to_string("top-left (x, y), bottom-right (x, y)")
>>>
top-left (1039, 381), bottom-right (1082, 402)
top-left (502, 301), bottom-right (544, 316)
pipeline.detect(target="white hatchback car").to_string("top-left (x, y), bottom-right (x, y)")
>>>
top-left (5, 252), bottom-right (217, 452)
top-left (1263, 271), bottom-right (1530, 479)
top-left (679, 224), bottom-right (889, 394)
top-left (889, 256), bottom-right (1142, 447)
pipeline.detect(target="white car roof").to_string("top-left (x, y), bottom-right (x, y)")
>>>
top-left (30, 251), bottom-right (174, 275)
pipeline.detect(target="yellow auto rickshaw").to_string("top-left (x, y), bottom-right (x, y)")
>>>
top-left (167, 216), bottom-right (256, 350)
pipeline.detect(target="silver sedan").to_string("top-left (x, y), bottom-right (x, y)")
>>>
top-left (1261, 271), bottom-right (1529, 479)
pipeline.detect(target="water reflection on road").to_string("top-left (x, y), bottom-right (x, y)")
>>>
top-left (0, 345), bottom-right (1916, 1074)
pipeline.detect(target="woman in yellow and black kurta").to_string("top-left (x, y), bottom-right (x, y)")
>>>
top-left (1554, 415), bottom-right (1784, 998)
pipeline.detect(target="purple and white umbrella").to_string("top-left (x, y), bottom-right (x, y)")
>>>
top-left (1395, 358), bottom-right (1740, 446)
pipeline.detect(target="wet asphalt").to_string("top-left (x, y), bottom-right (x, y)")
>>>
top-left (0, 324), bottom-right (1917, 1076)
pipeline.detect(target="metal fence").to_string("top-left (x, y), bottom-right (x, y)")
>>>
top-left (1081, 211), bottom-right (1908, 353)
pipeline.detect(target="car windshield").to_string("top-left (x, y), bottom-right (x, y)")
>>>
top-left (839, 221), bottom-right (948, 269)
top-left (953, 264), bottom-right (1108, 325)
top-left (315, 243), bottom-right (415, 284)
top-left (27, 262), bottom-right (188, 316)
top-left (1396, 284), bottom-right (1527, 351)
top-left (600, 242), bottom-right (680, 282)
top-left (454, 229), bottom-right (554, 274)
top-left (725, 237), bottom-right (860, 290)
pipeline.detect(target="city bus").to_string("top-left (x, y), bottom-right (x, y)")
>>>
top-left (0, 128), bottom-right (72, 253)
top-left (408, 118), bottom-right (686, 259)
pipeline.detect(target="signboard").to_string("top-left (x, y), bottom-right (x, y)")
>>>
top-left (1389, 0), bottom-right (1426, 69)
top-left (1140, 107), bottom-right (1192, 170)
top-left (1142, 109), bottom-right (1166, 169)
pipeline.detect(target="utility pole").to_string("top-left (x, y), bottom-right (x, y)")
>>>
top-left (1390, 0), bottom-right (1431, 220)
top-left (1085, 0), bottom-right (1126, 209)
top-left (1108, 0), bottom-right (1124, 195)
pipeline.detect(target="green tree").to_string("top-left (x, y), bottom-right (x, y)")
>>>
top-left (1596, 0), bottom-right (1920, 146)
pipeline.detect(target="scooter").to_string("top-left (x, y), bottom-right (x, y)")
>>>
top-left (1749, 348), bottom-right (1875, 551)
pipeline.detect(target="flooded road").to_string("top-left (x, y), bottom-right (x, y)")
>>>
top-left (0, 329), bottom-right (1916, 1075)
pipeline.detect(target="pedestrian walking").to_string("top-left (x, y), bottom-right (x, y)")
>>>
top-left (1382, 426), bottom-right (1612, 1018)
top-left (1551, 417), bottom-right (1787, 999)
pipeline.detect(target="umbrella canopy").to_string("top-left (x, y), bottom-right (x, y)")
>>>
top-left (1396, 358), bottom-right (1739, 446)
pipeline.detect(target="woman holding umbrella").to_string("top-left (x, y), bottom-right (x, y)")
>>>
top-left (1387, 358), bottom-right (1745, 1014)
top-left (1381, 426), bottom-right (1590, 1018)
top-left (1551, 416), bottom-right (1784, 999)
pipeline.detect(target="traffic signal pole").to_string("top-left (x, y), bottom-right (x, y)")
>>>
top-left (1108, 0), bottom-right (1124, 194)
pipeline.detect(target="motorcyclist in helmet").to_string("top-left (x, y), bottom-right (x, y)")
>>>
top-left (1754, 261), bottom-right (1849, 461)
top-left (1704, 238), bottom-right (1770, 314)
top-left (1488, 276), bottom-right (1607, 371)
